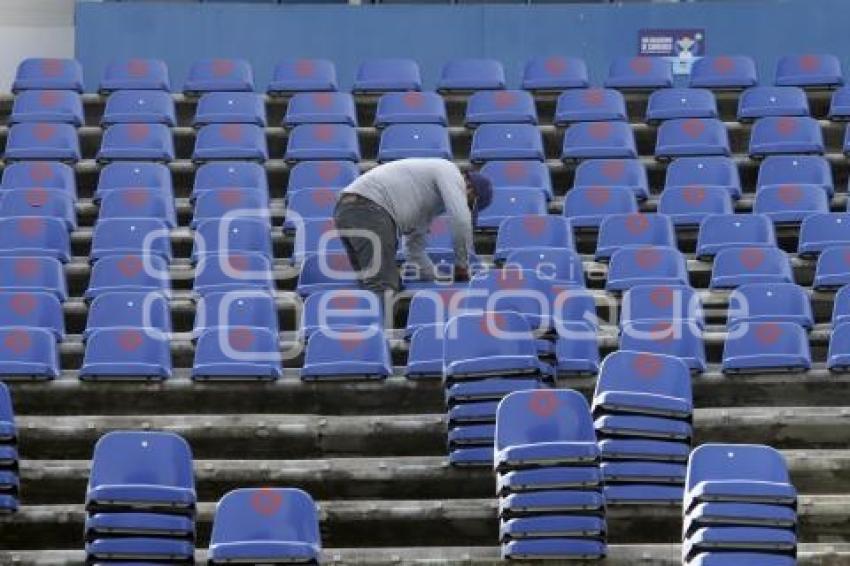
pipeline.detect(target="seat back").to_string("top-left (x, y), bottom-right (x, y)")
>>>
top-left (655, 118), bottom-right (730, 158)
top-left (737, 86), bottom-right (809, 121)
top-left (749, 116), bottom-right (825, 158)
top-left (2, 162), bottom-right (76, 200)
top-left (619, 320), bottom-right (705, 371)
top-left (605, 56), bottom-right (672, 89)
top-left (304, 326), bottom-right (389, 365)
top-left (799, 213), bottom-right (850, 256)
top-left (96, 162), bottom-right (172, 201)
top-left (757, 155), bottom-right (833, 196)
top-left (606, 246), bottom-right (689, 291)
top-left (522, 56), bottom-right (589, 90)
top-left (91, 218), bottom-right (172, 262)
top-left (646, 88), bottom-right (718, 122)
top-left (594, 350), bottom-right (692, 405)
top-left (0, 217), bottom-right (70, 263)
top-left (658, 186), bottom-right (734, 226)
top-left (13, 58), bottom-right (83, 92)
top-left (554, 88), bottom-right (626, 125)
top-left (775, 53), bottom-right (843, 87)
top-left (374, 91), bottom-right (447, 128)
top-left (87, 291), bottom-right (171, 336)
top-left (564, 187), bottom-right (638, 228)
top-left (86, 254), bottom-right (171, 300)
top-left (696, 214), bottom-right (776, 258)
top-left (285, 124), bottom-right (360, 162)
top-left (443, 311), bottom-right (537, 363)
top-left (438, 58), bottom-right (505, 92)
top-left (300, 290), bottom-right (382, 338)
top-left (665, 156), bottom-right (741, 199)
top-left (0, 291), bottom-right (64, 339)
top-left (574, 158), bottom-right (648, 199)
top-left (353, 58), bottom-right (421, 93)
top-left (11, 90), bottom-right (83, 126)
top-left (284, 92), bottom-right (355, 128)
top-left (686, 443), bottom-right (791, 491)
top-left (479, 160), bottom-right (552, 199)
top-left (193, 218), bottom-right (272, 261)
top-left (596, 213), bottom-right (676, 259)
top-left (494, 215), bottom-right (574, 261)
top-left (287, 160), bottom-right (359, 193)
top-left (504, 248), bottom-right (585, 287)
top-left (727, 283), bottom-right (813, 328)
top-left (194, 291), bottom-right (278, 337)
top-left (465, 90), bottom-right (537, 126)
top-left (184, 58), bottom-right (254, 93)
top-left (5, 123), bottom-right (80, 162)
top-left (98, 123), bottom-right (174, 162)
top-left (471, 123), bottom-right (544, 162)
top-left (689, 55), bottom-right (757, 89)
top-left (194, 92), bottom-right (267, 126)
top-left (495, 389), bottom-right (595, 451)
top-left (378, 124), bottom-right (452, 162)
top-left (100, 58), bottom-right (170, 92)
top-left (293, 218), bottom-right (345, 263)
top-left (193, 123), bottom-right (268, 161)
top-left (296, 253), bottom-right (358, 296)
top-left (0, 257), bottom-right (66, 301)
top-left (269, 58), bottom-right (337, 94)
top-left (193, 252), bottom-right (274, 296)
top-left (621, 284), bottom-right (702, 328)
top-left (710, 246), bottom-right (794, 289)
top-left (193, 161), bottom-right (268, 200)
top-left (562, 120), bottom-right (638, 160)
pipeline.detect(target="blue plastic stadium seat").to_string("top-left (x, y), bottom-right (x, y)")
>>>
top-left (501, 539), bottom-right (606, 561)
top-left (96, 161), bottom-right (173, 202)
top-left (696, 214), bottom-right (776, 259)
top-left (655, 118), bottom-right (730, 160)
top-left (495, 388), bottom-right (598, 469)
top-left (193, 161), bottom-right (268, 201)
top-left (80, 328), bottom-right (172, 380)
top-left (722, 321), bottom-right (811, 373)
top-left (193, 253), bottom-right (274, 296)
top-left (689, 56), bottom-right (758, 89)
top-left (499, 489), bottom-right (604, 517)
top-left (1, 161), bottom-right (76, 201)
top-left (554, 88), bottom-right (626, 125)
top-left (99, 187), bottom-right (177, 228)
top-left (465, 90), bottom-right (537, 127)
top-left (5, 123), bottom-right (80, 162)
top-left (749, 116), bottom-right (824, 158)
top-left (102, 92), bottom-right (176, 131)
top-left (91, 218), bottom-right (172, 262)
top-left (194, 92), bottom-right (266, 127)
top-left (377, 124), bottom-right (452, 162)
top-left (551, 287), bottom-right (598, 331)
top-left (737, 87), bottom-right (809, 122)
top-left (574, 159), bottom-right (649, 200)
top-left (665, 156), bottom-right (742, 200)
top-left (0, 217), bottom-right (70, 263)
top-left (620, 284), bottom-right (703, 329)
top-left (193, 187), bottom-right (269, 229)
top-left (596, 414), bottom-right (691, 441)
top-left (815, 246), bottom-right (850, 289)
top-left (493, 215), bottom-right (574, 263)
top-left (620, 320), bottom-right (706, 372)
top-left (352, 59), bottom-right (421, 93)
top-left (268, 58), bottom-right (337, 95)
top-left (710, 246), bottom-right (794, 289)
top-left (0, 327), bottom-right (58, 380)
top-left (0, 188), bottom-right (76, 230)
top-left (97, 123), bottom-right (174, 162)
top-left (301, 327), bottom-right (390, 381)
top-left (405, 324), bottom-right (444, 379)
top-left (684, 527), bottom-right (796, 560)
top-left (605, 56), bottom-right (672, 90)
top-left (592, 350), bottom-right (692, 418)
top-left (287, 160), bottom-right (358, 193)
top-left (603, 483), bottom-right (684, 506)
top-left (478, 188), bottom-right (547, 230)
top-left (293, 218), bottom-right (345, 263)
top-left (470, 124), bottom-right (544, 162)
top-left (0, 291), bottom-right (64, 340)
top-left (562, 121), bottom-right (637, 160)
top-left (757, 155), bottom-right (833, 197)
top-left (595, 213), bottom-right (676, 260)
top-left (438, 58), bottom-right (505, 92)
top-left (497, 462), bottom-right (600, 495)
top-left (554, 322), bottom-right (599, 374)
top-left (659, 186), bottom-right (733, 227)
top-left (0, 257), bottom-right (66, 301)
top-left (193, 123), bottom-right (268, 162)
top-left (833, 285), bottom-right (850, 327)
top-left (689, 553), bottom-right (795, 566)
top-left (208, 488), bottom-right (320, 564)
top-left (283, 187), bottom-right (339, 231)
top-left (646, 88), bottom-right (718, 123)
top-left (753, 184), bottom-right (829, 223)
top-left (685, 443), bottom-right (796, 512)
top-left (296, 252), bottom-right (358, 296)
top-left (100, 58), bottom-right (170, 92)
top-left (10, 90), bottom-right (82, 126)
top-left (479, 160), bottom-right (553, 200)
top-left (87, 430), bottom-right (195, 510)
top-left (799, 213), bottom-right (850, 256)
top-left (504, 248), bottom-right (585, 288)
top-left (284, 92), bottom-right (355, 128)
top-left (184, 58), bottom-right (253, 94)
top-left (446, 377), bottom-right (543, 405)
top-left (775, 53), bottom-right (843, 88)
top-left (828, 321), bottom-right (850, 371)
top-left (84, 511), bottom-right (194, 539)
top-left (285, 124), bottom-right (360, 162)
top-left (193, 217), bottom-right (272, 262)
top-left (86, 537), bottom-right (193, 561)
top-left (522, 56), bottom-right (589, 91)
top-left (828, 87), bottom-right (850, 120)
top-left (0, 382), bottom-right (15, 441)
top-left (464, 268), bottom-right (554, 334)
top-left (405, 289), bottom-right (473, 340)
top-left (194, 290), bottom-right (277, 339)
top-left (564, 187), bottom-right (638, 228)
top-left (727, 283), bottom-right (813, 329)
top-left (12, 58), bottom-right (83, 92)
top-left (86, 291), bottom-right (171, 339)
top-left (444, 312), bottom-right (551, 380)
top-left (684, 502), bottom-right (797, 535)
top-left (300, 289), bottom-right (381, 340)
top-left (606, 246), bottom-right (689, 292)
top-left (449, 423), bottom-right (494, 449)
top-left (500, 515), bottom-right (605, 541)
top-left (374, 92), bottom-right (447, 128)
top-left (192, 327), bottom-right (281, 380)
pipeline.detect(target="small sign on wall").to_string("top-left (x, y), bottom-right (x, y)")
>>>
top-left (639, 28), bottom-right (705, 75)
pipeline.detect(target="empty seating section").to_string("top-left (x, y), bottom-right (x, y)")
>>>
top-left (3, 50), bottom-right (849, 563)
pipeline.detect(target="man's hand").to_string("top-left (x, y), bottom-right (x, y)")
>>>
top-left (454, 264), bottom-right (470, 282)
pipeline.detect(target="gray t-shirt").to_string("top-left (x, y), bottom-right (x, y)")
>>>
top-left (341, 158), bottom-right (473, 278)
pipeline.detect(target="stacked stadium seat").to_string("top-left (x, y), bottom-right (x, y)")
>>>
top-left (208, 488), bottom-right (322, 563)
top-left (0, 383), bottom-right (18, 513)
top-left (495, 389), bottom-right (607, 560)
top-left (592, 351), bottom-right (693, 505)
top-left (444, 311), bottom-right (554, 466)
top-left (683, 444), bottom-right (798, 564)
top-left (84, 431), bottom-right (196, 562)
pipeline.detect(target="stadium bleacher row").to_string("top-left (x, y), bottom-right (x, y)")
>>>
top-left (1, 52), bottom-right (850, 563)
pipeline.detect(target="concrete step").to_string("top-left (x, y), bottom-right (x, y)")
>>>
top-left (14, 407), bottom-right (850, 460)
top-left (9, 371), bottom-right (850, 416)
top-left (1, 495), bottom-right (846, 550)
top-left (1, 543), bottom-right (848, 566)
top-left (16, 450), bottom-right (850, 505)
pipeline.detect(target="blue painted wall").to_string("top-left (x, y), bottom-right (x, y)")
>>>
top-left (76, 0), bottom-right (848, 92)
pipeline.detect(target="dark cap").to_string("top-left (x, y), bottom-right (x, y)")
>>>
top-left (465, 171), bottom-right (493, 225)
